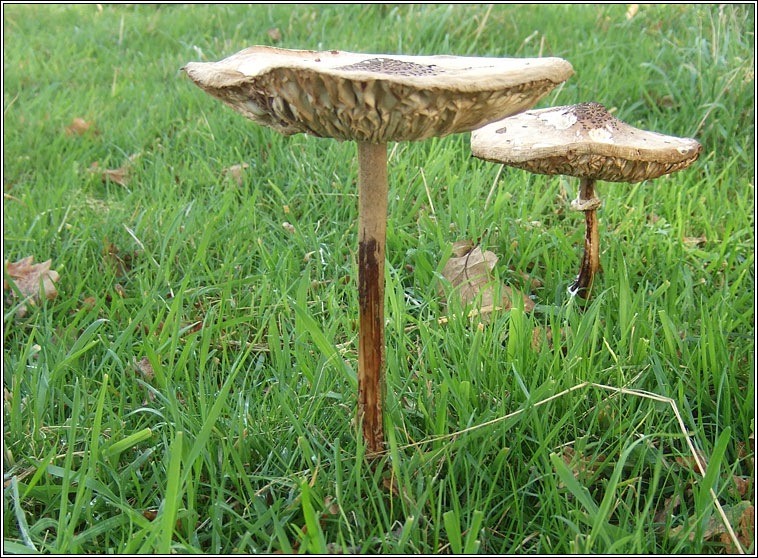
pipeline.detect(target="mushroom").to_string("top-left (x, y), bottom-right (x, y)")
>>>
top-left (470, 102), bottom-right (702, 298)
top-left (182, 46), bottom-right (574, 454)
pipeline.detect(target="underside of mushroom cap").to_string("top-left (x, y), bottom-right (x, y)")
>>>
top-left (470, 102), bottom-right (703, 182)
top-left (182, 46), bottom-right (574, 143)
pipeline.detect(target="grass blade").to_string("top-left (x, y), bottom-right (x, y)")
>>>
top-left (160, 431), bottom-right (184, 554)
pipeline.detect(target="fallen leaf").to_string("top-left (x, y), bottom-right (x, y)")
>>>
top-left (626, 4), bottom-right (639, 19)
top-left (222, 163), bottom-right (249, 186)
top-left (4, 256), bottom-right (61, 317)
top-left (65, 117), bottom-right (99, 136)
top-left (102, 237), bottom-right (134, 277)
top-left (555, 446), bottom-right (605, 487)
top-left (720, 504), bottom-right (754, 553)
top-left (90, 152), bottom-right (141, 187)
top-left (132, 356), bottom-right (154, 381)
top-left (653, 493), bottom-right (681, 525)
top-left (323, 495), bottom-right (340, 517)
top-left (669, 500), bottom-right (752, 550)
top-left (510, 265), bottom-right (543, 290)
top-left (682, 234), bottom-right (707, 247)
top-left (675, 449), bottom-right (708, 476)
top-left (731, 475), bottom-right (752, 499)
top-left (282, 222), bottom-right (296, 234)
top-left (440, 242), bottom-right (534, 322)
top-left (102, 166), bottom-right (130, 186)
top-left (81, 296), bottom-right (97, 311)
top-left (531, 326), bottom-right (569, 354)
top-left (267, 27), bottom-right (282, 42)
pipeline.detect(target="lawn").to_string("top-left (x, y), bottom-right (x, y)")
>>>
top-left (2, 4), bottom-right (754, 554)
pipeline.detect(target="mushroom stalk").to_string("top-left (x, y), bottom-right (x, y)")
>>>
top-left (356, 141), bottom-right (388, 455)
top-left (569, 177), bottom-right (601, 298)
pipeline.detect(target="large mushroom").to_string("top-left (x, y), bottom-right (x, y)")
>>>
top-left (183, 46), bottom-right (573, 454)
top-left (471, 102), bottom-right (702, 298)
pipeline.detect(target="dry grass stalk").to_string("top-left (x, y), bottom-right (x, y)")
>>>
top-left (392, 380), bottom-right (745, 553)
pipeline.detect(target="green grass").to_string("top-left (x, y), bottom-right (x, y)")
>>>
top-left (3, 4), bottom-right (754, 554)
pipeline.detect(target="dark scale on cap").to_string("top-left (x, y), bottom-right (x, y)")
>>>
top-left (572, 101), bottom-right (618, 131)
top-left (336, 57), bottom-right (443, 77)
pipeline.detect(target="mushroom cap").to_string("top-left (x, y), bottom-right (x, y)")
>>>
top-left (470, 102), bottom-right (703, 183)
top-left (182, 46), bottom-right (574, 143)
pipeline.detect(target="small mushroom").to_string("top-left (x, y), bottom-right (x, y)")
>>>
top-left (470, 102), bottom-right (702, 298)
top-left (183, 46), bottom-right (574, 454)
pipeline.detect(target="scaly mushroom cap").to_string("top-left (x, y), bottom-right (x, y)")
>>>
top-left (471, 102), bottom-right (703, 182)
top-left (182, 46), bottom-right (574, 143)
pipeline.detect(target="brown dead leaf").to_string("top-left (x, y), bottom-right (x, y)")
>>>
top-left (4, 256), bottom-right (61, 317)
top-left (102, 237), bottom-right (134, 277)
top-left (675, 449), bottom-right (708, 476)
top-left (682, 234), bottom-right (707, 247)
top-left (720, 504), bottom-right (754, 553)
top-left (451, 239), bottom-right (476, 257)
top-left (90, 152), bottom-right (141, 187)
top-left (282, 222), bottom-right (296, 234)
top-left (323, 495), bottom-right (340, 517)
top-left (510, 265), bottom-right (543, 290)
top-left (75, 296), bottom-right (97, 316)
top-left (65, 117), bottom-right (99, 136)
top-left (669, 500), bottom-right (752, 550)
top-left (101, 166), bottom-right (130, 186)
top-left (555, 446), bottom-right (605, 487)
top-left (267, 27), bottom-right (282, 42)
top-left (440, 242), bottom-right (534, 322)
top-left (731, 475), bottom-right (752, 499)
top-left (222, 163), bottom-right (249, 186)
top-left (531, 326), bottom-right (569, 355)
top-left (114, 284), bottom-right (126, 298)
top-left (653, 493), bottom-right (681, 525)
top-left (133, 356), bottom-right (154, 381)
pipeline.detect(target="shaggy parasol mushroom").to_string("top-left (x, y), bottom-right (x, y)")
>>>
top-left (471, 102), bottom-right (702, 298)
top-left (183, 46), bottom-right (574, 454)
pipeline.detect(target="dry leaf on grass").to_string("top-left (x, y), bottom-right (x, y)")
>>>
top-left (531, 326), bottom-right (569, 354)
top-left (267, 28), bottom-right (282, 42)
top-left (555, 446), bottom-right (605, 487)
top-left (720, 503), bottom-right (754, 554)
top-left (510, 265), bottom-right (543, 290)
top-left (653, 493), bottom-right (682, 525)
top-left (669, 500), bottom-right (752, 551)
top-left (222, 162), bottom-right (249, 186)
top-left (65, 117), bottom-right (99, 136)
top-left (4, 256), bottom-right (61, 317)
top-left (674, 448), bottom-right (709, 476)
top-left (90, 152), bottom-right (142, 187)
top-left (132, 356), bottom-right (155, 381)
top-left (439, 241), bottom-right (534, 323)
top-left (101, 237), bottom-right (135, 277)
top-left (131, 356), bottom-right (157, 404)
top-left (682, 234), bottom-right (707, 247)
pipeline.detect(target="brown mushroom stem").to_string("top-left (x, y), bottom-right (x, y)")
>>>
top-left (569, 177), bottom-right (601, 298)
top-left (356, 141), bottom-right (388, 455)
